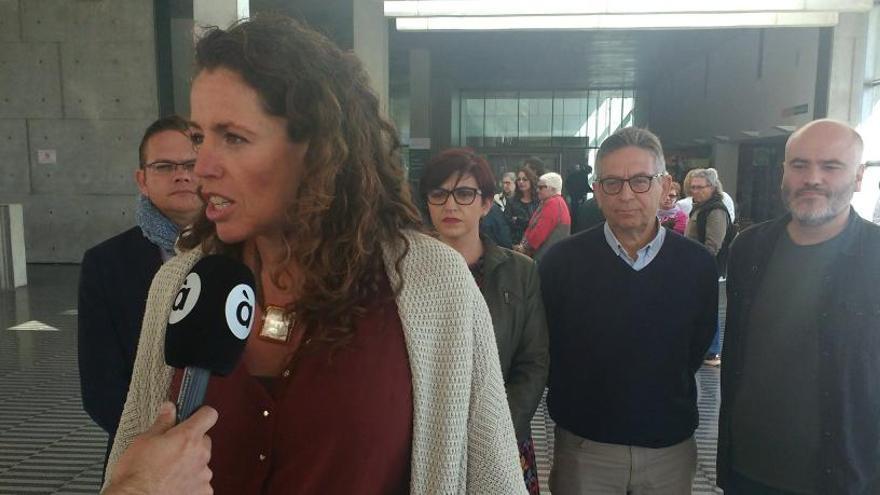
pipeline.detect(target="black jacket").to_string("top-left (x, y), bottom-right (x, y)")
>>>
top-left (717, 210), bottom-right (880, 494)
top-left (77, 227), bottom-right (162, 451)
top-left (505, 197), bottom-right (539, 245)
top-left (480, 203), bottom-right (513, 249)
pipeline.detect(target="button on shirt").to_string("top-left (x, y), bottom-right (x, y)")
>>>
top-left (603, 221), bottom-right (667, 271)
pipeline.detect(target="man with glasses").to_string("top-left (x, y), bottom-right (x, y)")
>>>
top-left (78, 115), bottom-right (202, 463)
top-left (539, 127), bottom-right (718, 494)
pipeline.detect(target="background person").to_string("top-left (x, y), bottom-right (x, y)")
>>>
top-left (421, 148), bottom-right (549, 494)
top-left (518, 172), bottom-right (571, 261)
top-left (685, 168), bottom-right (731, 259)
top-left (78, 115), bottom-right (202, 461)
top-left (103, 15), bottom-right (526, 495)
top-left (658, 181), bottom-right (688, 234)
top-left (495, 171), bottom-right (516, 211)
top-left (677, 168), bottom-right (736, 222)
top-left (506, 165), bottom-right (540, 244)
top-left (563, 163), bottom-right (592, 221)
top-left (685, 168), bottom-right (732, 366)
top-left (572, 195), bottom-right (606, 234)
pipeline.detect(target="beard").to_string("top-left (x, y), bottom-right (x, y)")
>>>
top-left (782, 181), bottom-right (856, 226)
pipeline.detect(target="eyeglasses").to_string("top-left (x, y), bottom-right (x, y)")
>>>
top-left (595, 173), bottom-right (664, 195)
top-left (690, 184), bottom-right (712, 191)
top-left (537, 185), bottom-right (548, 190)
top-left (427, 187), bottom-right (482, 206)
top-left (143, 159), bottom-right (196, 175)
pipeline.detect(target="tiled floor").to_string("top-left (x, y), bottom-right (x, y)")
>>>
top-left (0, 264), bottom-right (725, 494)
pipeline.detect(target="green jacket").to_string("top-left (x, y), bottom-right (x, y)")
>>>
top-left (481, 241), bottom-right (550, 442)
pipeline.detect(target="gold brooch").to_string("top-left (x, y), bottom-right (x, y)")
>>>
top-left (259, 305), bottom-right (294, 343)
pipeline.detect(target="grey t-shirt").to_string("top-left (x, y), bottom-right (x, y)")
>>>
top-left (730, 229), bottom-right (843, 493)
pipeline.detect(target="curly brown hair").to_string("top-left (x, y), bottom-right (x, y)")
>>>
top-left (178, 14), bottom-right (422, 346)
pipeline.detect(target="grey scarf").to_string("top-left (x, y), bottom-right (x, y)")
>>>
top-left (135, 195), bottom-right (179, 258)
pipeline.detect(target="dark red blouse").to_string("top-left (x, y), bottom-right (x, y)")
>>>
top-left (170, 288), bottom-right (413, 495)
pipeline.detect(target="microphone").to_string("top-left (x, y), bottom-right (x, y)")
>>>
top-left (165, 255), bottom-right (256, 423)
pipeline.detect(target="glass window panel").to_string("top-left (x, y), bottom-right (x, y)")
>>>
top-left (485, 92), bottom-right (518, 147)
top-left (552, 91), bottom-right (588, 147)
top-left (519, 91), bottom-right (552, 146)
top-left (457, 88), bottom-right (636, 150)
top-left (462, 97), bottom-right (485, 148)
top-left (621, 97), bottom-right (635, 128)
top-left (609, 97), bottom-right (624, 132)
top-left (587, 91), bottom-right (600, 147)
top-left (552, 96), bottom-right (566, 141)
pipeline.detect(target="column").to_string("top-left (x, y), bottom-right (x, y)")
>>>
top-left (826, 12), bottom-right (869, 123)
top-left (353, 0), bottom-right (389, 113)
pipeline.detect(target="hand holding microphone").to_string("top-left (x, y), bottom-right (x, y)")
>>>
top-left (103, 402), bottom-right (217, 495)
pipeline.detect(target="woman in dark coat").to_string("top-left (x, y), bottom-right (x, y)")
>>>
top-left (421, 148), bottom-right (550, 495)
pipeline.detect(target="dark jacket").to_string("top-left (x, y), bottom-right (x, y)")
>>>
top-left (480, 241), bottom-right (550, 442)
top-left (572, 197), bottom-right (605, 234)
top-left (688, 193), bottom-right (734, 274)
top-left (78, 227), bottom-right (162, 448)
top-left (718, 210), bottom-right (880, 494)
top-left (505, 197), bottom-right (539, 245)
top-left (480, 203), bottom-right (513, 249)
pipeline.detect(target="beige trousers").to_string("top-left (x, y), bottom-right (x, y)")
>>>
top-left (549, 426), bottom-right (696, 495)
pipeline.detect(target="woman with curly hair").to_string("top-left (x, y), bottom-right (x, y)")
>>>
top-left (102, 14), bottom-right (525, 495)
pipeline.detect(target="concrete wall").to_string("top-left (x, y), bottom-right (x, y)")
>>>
top-left (827, 13), bottom-right (869, 123)
top-left (649, 27), bottom-right (823, 199)
top-left (0, 0), bottom-right (157, 263)
top-left (650, 28), bottom-right (820, 148)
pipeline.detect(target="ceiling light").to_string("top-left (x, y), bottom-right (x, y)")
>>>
top-left (395, 12), bottom-right (840, 31)
top-left (385, 0), bottom-right (871, 17)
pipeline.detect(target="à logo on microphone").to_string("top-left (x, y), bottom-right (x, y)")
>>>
top-left (225, 284), bottom-right (255, 340)
top-left (169, 272), bottom-right (201, 324)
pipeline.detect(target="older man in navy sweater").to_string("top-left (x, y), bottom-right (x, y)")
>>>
top-left (540, 127), bottom-right (717, 494)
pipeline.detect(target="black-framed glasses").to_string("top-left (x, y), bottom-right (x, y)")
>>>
top-left (595, 173), bottom-right (664, 195)
top-left (427, 187), bottom-right (482, 206)
top-left (143, 159), bottom-right (196, 175)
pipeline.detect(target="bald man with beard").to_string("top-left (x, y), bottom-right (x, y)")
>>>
top-left (717, 119), bottom-right (880, 494)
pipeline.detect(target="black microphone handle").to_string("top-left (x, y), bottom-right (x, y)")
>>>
top-left (176, 366), bottom-right (211, 424)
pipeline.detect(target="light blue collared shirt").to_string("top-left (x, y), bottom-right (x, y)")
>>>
top-left (603, 221), bottom-right (667, 271)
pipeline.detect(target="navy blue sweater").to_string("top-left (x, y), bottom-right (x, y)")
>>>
top-left (539, 225), bottom-right (718, 448)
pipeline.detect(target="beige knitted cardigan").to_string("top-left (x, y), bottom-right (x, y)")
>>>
top-left (104, 231), bottom-right (527, 494)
